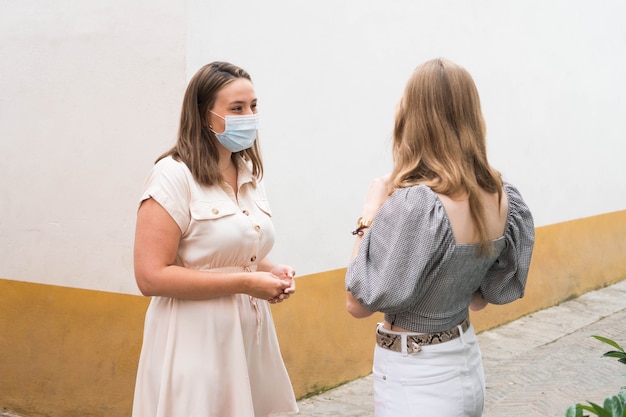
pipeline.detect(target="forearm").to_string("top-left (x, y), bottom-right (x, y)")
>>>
top-left (257, 257), bottom-right (275, 273)
top-left (469, 291), bottom-right (489, 311)
top-left (351, 233), bottom-right (363, 260)
top-left (347, 174), bottom-right (390, 318)
top-left (347, 207), bottom-right (378, 315)
top-left (346, 290), bottom-right (374, 318)
top-left (351, 210), bottom-right (377, 260)
top-left (135, 264), bottom-right (250, 300)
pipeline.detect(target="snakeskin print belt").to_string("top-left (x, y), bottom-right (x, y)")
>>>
top-left (375, 316), bottom-right (471, 354)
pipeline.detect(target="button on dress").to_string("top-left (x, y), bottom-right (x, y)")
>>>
top-left (132, 156), bottom-right (298, 417)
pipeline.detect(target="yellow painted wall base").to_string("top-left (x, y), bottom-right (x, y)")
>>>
top-left (1, 210), bottom-right (625, 416)
top-left (0, 281), bottom-right (149, 417)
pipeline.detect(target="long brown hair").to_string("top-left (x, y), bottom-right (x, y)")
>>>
top-left (390, 58), bottom-right (503, 254)
top-left (157, 61), bottom-right (263, 185)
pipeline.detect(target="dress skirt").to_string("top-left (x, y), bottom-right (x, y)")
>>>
top-left (132, 293), bottom-right (298, 417)
top-left (372, 324), bottom-right (485, 417)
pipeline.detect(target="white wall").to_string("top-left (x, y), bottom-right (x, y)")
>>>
top-left (1, 0), bottom-right (625, 293)
top-left (189, 0), bottom-right (626, 279)
top-left (0, 0), bottom-right (186, 293)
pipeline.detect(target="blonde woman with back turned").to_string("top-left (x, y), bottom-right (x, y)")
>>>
top-left (345, 58), bottom-right (534, 417)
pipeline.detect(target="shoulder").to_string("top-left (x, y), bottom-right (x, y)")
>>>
top-left (391, 184), bottom-right (436, 200)
top-left (502, 182), bottom-right (535, 237)
top-left (152, 156), bottom-right (190, 177)
top-left (142, 156), bottom-right (194, 201)
top-left (386, 184), bottom-right (439, 212)
top-left (377, 184), bottom-right (446, 232)
top-left (146, 156), bottom-right (194, 187)
top-left (503, 183), bottom-right (532, 218)
top-left (503, 182), bottom-right (523, 201)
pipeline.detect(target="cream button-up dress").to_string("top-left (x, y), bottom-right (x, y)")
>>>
top-left (132, 156), bottom-right (297, 417)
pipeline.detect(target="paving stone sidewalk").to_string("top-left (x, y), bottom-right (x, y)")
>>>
top-left (293, 279), bottom-right (626, 416)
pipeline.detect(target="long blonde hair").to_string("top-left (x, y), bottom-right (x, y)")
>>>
top-left (391, 58), bottom-right (503, 254)
top-left (158, 62), bottom-right (263, 185)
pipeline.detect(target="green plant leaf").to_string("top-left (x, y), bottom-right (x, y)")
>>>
top-left (602, 395), bottom-right (624, 417)
top-left (603, 351), bottom-right (626, 360)
top-left (566, 404), bottom-right (586, 416)
top-left (567, 404), bottom-right (587, 416)
top-left (578, 404), bottom-right (596, 414)
top-left (593, 336), bottom-right (625, 352)
top-left (578, 402), bottom-right (603, 415)
top-left (576, 404), bottom-right (597, 415)
top-left (587, 400), bottom-right (612, 417)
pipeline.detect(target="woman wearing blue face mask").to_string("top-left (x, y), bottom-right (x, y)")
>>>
top-left (132, 62), bottom-right (298, 417)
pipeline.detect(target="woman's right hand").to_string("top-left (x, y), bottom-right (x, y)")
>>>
top-left (244, 271), bottom-right (293, 301)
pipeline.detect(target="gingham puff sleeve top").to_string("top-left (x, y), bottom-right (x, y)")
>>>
top-left (346, 183), bottom-right (534, 333)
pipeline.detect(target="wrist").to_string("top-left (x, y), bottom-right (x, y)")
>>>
top-left (257, 258), bottom-right (274, 273)
top-left (351, 217), bottom-right (373, 236)
top-left (238, 271), bottom-right (253, 294)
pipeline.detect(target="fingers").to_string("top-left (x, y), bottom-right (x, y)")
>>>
top-left (284, 278), bottom-right (296, 295)
top-left (270, 264), bottom-right (296, 280)
top-left (268, 279), bottom-right (294, 303)
top-left (268, 293), bottom-right (290, 304)
top-left (268, 293), bottom-right (289, 304)
top-left (261, 267), bottom-right (296, 304)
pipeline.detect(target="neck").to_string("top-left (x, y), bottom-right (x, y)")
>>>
top-left (219, 157), bottom-right (234, 172)
top-left (218, 146), bottom-right (235, 170)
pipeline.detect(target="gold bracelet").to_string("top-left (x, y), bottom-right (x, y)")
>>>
top-left (351, 217), bottom-right (372, 236)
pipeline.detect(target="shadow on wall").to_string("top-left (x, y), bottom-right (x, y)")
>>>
top-left (0, 209), bottom-right (625, 417)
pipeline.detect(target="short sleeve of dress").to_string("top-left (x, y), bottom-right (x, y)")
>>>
top-left (345, 185), bottom-right (453, 314)
top-left (479, 183), bottom-right (535, 304)
top-left (140, 157), bottom-right (191, 234)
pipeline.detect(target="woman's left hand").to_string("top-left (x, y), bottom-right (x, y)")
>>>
top-left (362, 173), bottom-right (391, 219)
top-left (268, 264), bottom-right (296, 304)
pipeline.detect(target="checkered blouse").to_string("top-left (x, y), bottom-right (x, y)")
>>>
top-left (346, 183), bottom-right (535, 333)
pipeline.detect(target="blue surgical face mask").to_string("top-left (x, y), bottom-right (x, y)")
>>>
top-left (210, 111), bottom-right (259, 152)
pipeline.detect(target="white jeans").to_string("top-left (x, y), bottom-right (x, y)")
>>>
top-left (373, 324), bottom-right (485, 417)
